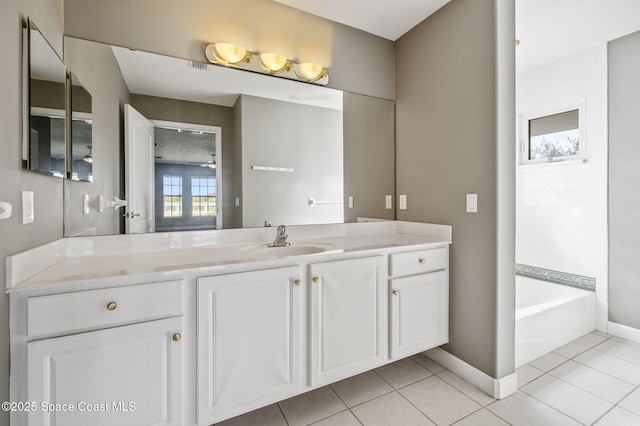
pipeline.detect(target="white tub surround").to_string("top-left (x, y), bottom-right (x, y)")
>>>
top-left (8, 221), bottom-right (452, 426)
top-left (515, 277), bottom-right (596, 367)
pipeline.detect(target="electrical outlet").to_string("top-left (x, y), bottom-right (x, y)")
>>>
top-left (399, 195), bottom-right (407, 210)
top-left (235, 197), bottom-right (240, 207)
top-left (385, 195), bottom-right (392, 209)
top-left (22, 191), bottom-right (34, 224)
top-left (348, 196), bottom-right (354, 209)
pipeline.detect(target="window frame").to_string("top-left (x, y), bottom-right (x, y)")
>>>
top-left (162, 174), bottom-right (183, 218)
top-left (520, 100), bottom-right (586, 166)
top-left (191, 176), bottom-right (217, 218)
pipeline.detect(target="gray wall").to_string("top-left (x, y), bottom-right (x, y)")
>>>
top-left (395, 0), bottom-right (515, 378)
top-left (63, 0), bottom-right (395, 101)
top-left (608, 30), bottom-right (640, 330)
top-left (343, 93), bottom-right (395, 223)
top-left (0, 1), bottom-right (65, 425)
top-left (239, 95), bottom-right (343, 227)
top-left (63, 36), bottom-right (130, 236)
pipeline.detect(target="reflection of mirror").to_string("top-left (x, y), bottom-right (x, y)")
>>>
top-left (62, 36), bottom-right (395, 236)
top-left (70, 73), bottom-right (93, 182)
top-left (25, 20), bottom-right (66, 178)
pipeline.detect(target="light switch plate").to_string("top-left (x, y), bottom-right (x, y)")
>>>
top-left (235, 197), bottom-right (240, 207)
top-left (399, 195), bottom-right (407, 210)
top-left (83, 194), bottom-right (90, 215)
top-left (385, 195), bottom-right (392, 209)
top-left (22, 191), bottom-right (34, 224)
top-left (466, 194), bottom-right (478, 213)
top-left (348, 196), bottom-right (354, 209)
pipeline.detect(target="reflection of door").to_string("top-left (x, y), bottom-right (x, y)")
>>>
top-left (125, 104), bottom-right (155, 234)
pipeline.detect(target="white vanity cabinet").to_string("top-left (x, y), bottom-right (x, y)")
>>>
top-left (389, 248), bottom-right (449, 359)
top-left (197, 266), bottom-right (303, 425)
top-left (21, 280), bottom-right (185, 426)
top-left (309, 256), bottom-right (386, 386)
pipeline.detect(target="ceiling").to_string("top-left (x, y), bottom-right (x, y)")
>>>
top-left (273, 0), bottom-right (451, 41)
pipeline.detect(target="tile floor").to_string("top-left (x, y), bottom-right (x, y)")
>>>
top-left (215, 331), bottom-right (640, 425)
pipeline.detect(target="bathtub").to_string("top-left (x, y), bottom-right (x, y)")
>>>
top-left (515, 276), bottom-right (596, 367)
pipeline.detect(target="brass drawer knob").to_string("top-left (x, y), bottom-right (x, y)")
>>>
top-left (312, 277), bottom-right (320, 283)
top-left (106, 301), bottom-right (117, 311)
top-left (294, 279), bottom-right (302, 286)
top-left (392, 289), bottom-right (399, 296)
top-left (172, 333), bottom-right (181, 342)
top-left (419, 258), bottom-right (426, 264)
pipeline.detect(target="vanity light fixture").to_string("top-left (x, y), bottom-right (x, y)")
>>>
top-left (207, 43), bottom-right (252, 66)
top-left (259, 53), bottom-right (293, 74)
top-left (83, 146), bottom-right (93, 163)
top-left (204, 43), bottom-right (329, 85)
top-left (295, 63), bottom-right (327, 82)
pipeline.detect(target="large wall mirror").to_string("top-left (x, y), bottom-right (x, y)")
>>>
top-left (62, 36), bottom-right (395, 236)
top-left (24, 20), bottom-right (67, 178)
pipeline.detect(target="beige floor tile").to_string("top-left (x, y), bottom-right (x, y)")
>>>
top-left (620, 387), bottom-right (640, 417)
top-left (437, 370), bottom-right (495, 406)
top-left (399, 375), bottom-right (481, 425)
top-left (453, 408), bottom-right (509, 426)
top-left (575, 331), bottom-right (610, 348)
top-left (521, 374), bottom-right (613, 425)
top-left (412, 353), bottom-right (446, 373)
top-left (595, 406), bottom-right (640, 426)
top-left (552, 341), bottom-right (590, 359)
top-left (575, 349), bottom-right (640, 385)
top-left (278, 387), bottom-right (346, 426)
top-left (487, 391), bottom-right (581, 426)
top-left (517, 364), bottom-right (545, 389)
top-left (549, 359), bottom-right (635, 404)
top-left (613, 336), bottom-right (640, 349)
top-left (374, 357), bottom-right (432, 389)
top-left (528, 351), bottom-right (568, 372)
top-left (330, 370), bottom-right (393, 407)
top-left (351, 391), bottom-right (435, 426)
top-left (595, 339), bottom-right (640, 366)
top-left (215, 404), bottom-right (286, 426)
top-left (309, 410), bottom-right (361, 426)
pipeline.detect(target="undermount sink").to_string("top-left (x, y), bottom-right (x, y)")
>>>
top-left (239, 241), bottom-right (337, 258)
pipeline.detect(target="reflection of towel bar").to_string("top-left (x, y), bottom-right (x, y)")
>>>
top-left (251, 166), bottom-right (294, 172)
top-left (308, 198), bottom-right (343, 207)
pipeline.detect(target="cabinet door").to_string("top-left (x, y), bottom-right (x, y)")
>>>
top-left (309, 256), bottom-right (385, 386)
top-left (390, 270), bottom-right (448, 359)
top-left (27, 317), bottom-right (183, 426)
top-left (197, 266), bottom-right (302, 425)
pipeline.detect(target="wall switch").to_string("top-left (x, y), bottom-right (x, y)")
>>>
top-left (348, 196), bottom-right (354, 209)
top-left (83, 194), bottom-right (90, 215)
top-left (399, 195), bottom-right (407, 210)
top-left (466, 193), bottom-right (478, 213)
top-left (22, 191), bottom-right (34, 224)
top-left (235, 197), bottom-right (240, 207)
top-left (385, 195), bottom-right (392, 209)
top-left (0, 201), bottom-right (12, 219)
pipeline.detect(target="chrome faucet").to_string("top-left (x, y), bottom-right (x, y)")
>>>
top-left (269, 225), bottom-right (290, 247)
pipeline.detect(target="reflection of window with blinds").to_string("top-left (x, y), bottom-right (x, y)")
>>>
top-left (523, 103), bottom-right (584, 164)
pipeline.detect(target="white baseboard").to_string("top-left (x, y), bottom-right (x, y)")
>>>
top-left (608, 321), bottom-right (640, 344)
top-left (424, 347), bottom-right (517, 399)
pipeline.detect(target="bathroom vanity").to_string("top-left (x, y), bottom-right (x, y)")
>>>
top-left (6, 221), bottom-right (451, 426)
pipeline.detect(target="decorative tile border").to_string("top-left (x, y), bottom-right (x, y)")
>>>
top-left (515, 263), bottom-right (596, 291)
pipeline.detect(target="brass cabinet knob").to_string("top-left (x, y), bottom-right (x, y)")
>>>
top-left (419, 258), bottom-right (426, 264)
top-left (312, 277), bottom-right (320, 283)
top-left (106, 302), bottom-right (117, 311)
top-left (172, 333), bottom-right (181, 342)
top-left (392, 289), bottom-right (399, 296)
top-left (294, 279), bottom-right (302, 286)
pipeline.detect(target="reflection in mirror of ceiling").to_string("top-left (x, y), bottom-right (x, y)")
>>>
top-left (154, 127), bottom-right (216, 165)
top-left (111, 46), bottom-right (343, 111)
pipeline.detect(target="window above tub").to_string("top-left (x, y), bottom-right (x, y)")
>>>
top-left (520, 100), bottom-right (586, 165)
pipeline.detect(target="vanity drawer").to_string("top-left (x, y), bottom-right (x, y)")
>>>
top-left (26, 280), bottom-right (184, 339)
top-left (389, 248), bottom-right (447, 277)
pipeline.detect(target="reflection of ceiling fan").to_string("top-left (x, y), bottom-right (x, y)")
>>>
top-left (201, 154), bottom-right (216, 168)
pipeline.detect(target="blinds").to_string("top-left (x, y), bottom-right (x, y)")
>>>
top-left (529, 109), bottom-right (579, 137)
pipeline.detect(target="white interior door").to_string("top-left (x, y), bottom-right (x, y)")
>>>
top-left (125, 104), bottom-right (155, 234)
